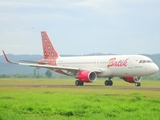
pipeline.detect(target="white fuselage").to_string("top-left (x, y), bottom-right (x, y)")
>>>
top-left (56, 55), bottom-right (159, 77)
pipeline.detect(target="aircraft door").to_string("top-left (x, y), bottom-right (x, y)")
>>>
top-left (128, 56), bottom-right (134, 69)
top-left (125, 56), bottom-right (135, 76)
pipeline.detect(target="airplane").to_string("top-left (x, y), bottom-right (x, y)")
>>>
top-left (2, 31), bottom-right (159, 86)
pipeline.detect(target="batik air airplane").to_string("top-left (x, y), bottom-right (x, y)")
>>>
top-left (2, 31), bottom-right (159, 86)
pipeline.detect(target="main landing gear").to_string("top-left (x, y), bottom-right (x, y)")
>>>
top-left (75, 79), bottom-right (141, 86)
top-left (104, 79), bottom-right (113, 86)
top-left (75, 79), bottom-right (114, 86)
top-left (75, 80), bottom-right (84, 86)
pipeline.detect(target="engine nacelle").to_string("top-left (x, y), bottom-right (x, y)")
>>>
top-left (77, 71), bottom-right (97, 82)
top-left (122, 76), bottom-right (141, 83)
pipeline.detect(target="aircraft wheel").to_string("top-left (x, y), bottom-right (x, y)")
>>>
top-left (104, 80), bottom-right (109, 86)
top-left (135, 82), bottom-right (141, 87)
top-left (80, 81), bottom-right (84, 86)
top-left (105, 80), bottom-right (113, 86)
top-left (75, 80), bottom-right (80, 86)
top-left (75, 80), bottom-right (84, 86)
top-left (109, 80), bottom-right (113, 86)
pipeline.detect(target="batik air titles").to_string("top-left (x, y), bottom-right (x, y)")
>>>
top-left (2, 31), bottom-right (159, 86)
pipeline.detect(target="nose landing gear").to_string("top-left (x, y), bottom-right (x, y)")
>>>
top-left (135, 82), bottom-right (141, 87)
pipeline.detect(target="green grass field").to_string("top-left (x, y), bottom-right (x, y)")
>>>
top-left (0, 78), bottom-right (160, 120)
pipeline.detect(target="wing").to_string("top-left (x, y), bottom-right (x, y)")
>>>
top-left (2, 50), bottom-right (102, 73)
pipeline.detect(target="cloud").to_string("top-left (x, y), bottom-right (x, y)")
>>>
top-left (69, 0), bottom-right (122, 15)
top-left (0, 0), bottom-right (159, 55)
top-left (69, 0), bottom-right (160, 16)
top-left (0, 0), bottom-right (75, 8)
top-left (0, 1), bottom-right (82, 22)
top-left (1, 29), bottom-right (35, 46)
top-left (0, 1), bottom-right (36, 8)
top-left (1, 0), bottom-right (159, 22)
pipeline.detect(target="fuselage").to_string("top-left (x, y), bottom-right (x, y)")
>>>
top-left (52, 54), bottom-right (159, 78)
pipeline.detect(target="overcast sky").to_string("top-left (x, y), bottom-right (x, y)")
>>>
top-left (0, 0), bottom-right (160, 55)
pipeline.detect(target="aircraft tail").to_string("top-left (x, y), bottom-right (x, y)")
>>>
top-left (41, 31), bottom-right (59, 59)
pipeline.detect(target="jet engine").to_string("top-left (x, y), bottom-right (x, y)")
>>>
top-left (122, 76), bottom-right (141, 83)
top-left (77, 71), bottom-right (97, 82)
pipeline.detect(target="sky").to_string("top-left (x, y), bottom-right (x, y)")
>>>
top-left (0, 0), bottom-right (160, 55)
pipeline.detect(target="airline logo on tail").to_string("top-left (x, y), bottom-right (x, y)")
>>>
top-left (41, 31), bottom-right (59, 59)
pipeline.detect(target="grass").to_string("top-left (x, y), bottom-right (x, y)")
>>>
top-left (0, 78), bottom-right (160, 120)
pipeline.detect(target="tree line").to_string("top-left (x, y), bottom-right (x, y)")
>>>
top-left (0, 70), bottom-right (53, 78)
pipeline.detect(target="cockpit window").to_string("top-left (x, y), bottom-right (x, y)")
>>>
top-left (146, 60), bottom-right (152, 63)
top-left (139, 60), bottom-right (152, 63)
top-left (142, 60), bottom-right (146, 63)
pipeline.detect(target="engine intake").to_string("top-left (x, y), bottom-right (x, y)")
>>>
top-left (77, 71), bottom-right (97, 82)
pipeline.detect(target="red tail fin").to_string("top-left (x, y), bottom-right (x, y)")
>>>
top-left (41, 31), bottom-right (59, 59)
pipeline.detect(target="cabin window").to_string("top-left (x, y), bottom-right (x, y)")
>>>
top-left (139, 60), bottom-right (152, 63)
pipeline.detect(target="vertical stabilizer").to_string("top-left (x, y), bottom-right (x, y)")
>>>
top-left (41, 31), bottom-right (59, 59)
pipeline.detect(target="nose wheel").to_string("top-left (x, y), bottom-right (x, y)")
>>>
top-left (104, 80), bottom-right (113, 86)
top-left (135, 82), bottom-right (141, 87)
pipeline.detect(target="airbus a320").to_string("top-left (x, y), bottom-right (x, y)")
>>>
top-left (2, 31), bottom-right (159, 86)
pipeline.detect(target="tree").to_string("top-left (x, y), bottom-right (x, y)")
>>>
top-left (45, 70), bottom-right (52, 78)
top-left (0, 74), bottom-right (9, 78)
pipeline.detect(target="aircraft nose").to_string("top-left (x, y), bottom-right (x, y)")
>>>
top-left (156, 64), bottom-right (159, 72)
top-left (145, 63), bottom-right (159, 75)
top-left (152, 64), bottom-right (159, 74)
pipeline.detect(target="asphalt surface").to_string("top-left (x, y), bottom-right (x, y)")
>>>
top-left (0, 83), bottom-right (160, 90)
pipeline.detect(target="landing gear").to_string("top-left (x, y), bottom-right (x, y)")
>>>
top-left (75, 80), bottom-right (84, 86)
top-left (104, 80), bottom-right (113, 86)
top-left (135, 82), bottom-right (141, 87)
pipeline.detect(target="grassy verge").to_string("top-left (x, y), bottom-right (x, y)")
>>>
top-left (0, 78), bottom-right (160, 120)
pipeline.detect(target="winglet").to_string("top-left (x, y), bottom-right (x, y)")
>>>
top-left (2, 50), bottom-right (10, 62)
top-left (2, 50), bottom-right (16, 64)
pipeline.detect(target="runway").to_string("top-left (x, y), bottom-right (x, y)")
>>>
top-left (0, 83), bottom-right (160, 90)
